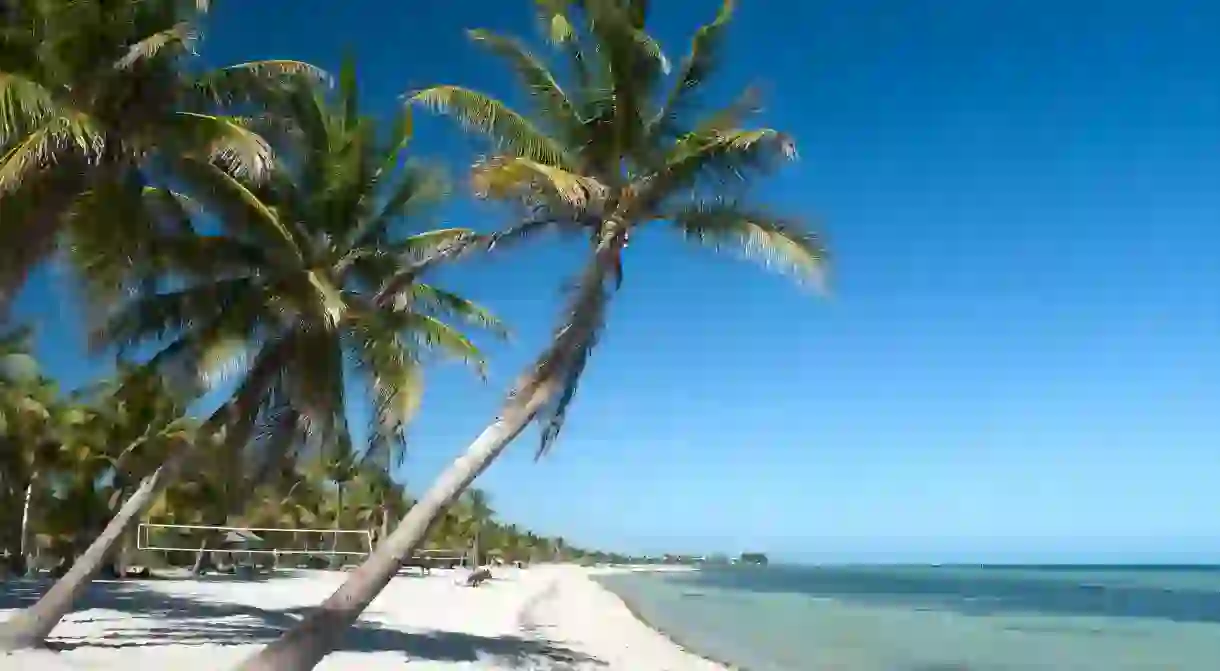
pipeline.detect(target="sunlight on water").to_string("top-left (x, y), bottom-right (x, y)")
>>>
top-left (595, 566), bottom-right (1220, 671)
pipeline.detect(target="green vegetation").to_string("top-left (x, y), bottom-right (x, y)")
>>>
top-left (1, 0), bottom-right (821, 666)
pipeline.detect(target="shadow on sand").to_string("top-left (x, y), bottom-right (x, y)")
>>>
top-left (0, 579), bottom-right (604, 668)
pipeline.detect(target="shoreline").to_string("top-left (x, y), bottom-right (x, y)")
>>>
top-left (587, 570), bottom-right (747, 671)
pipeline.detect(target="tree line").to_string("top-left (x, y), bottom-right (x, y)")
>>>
top-left (0, 0), bottom-right (823, 668)
top-left (1, 327), bottom-right (613, 575)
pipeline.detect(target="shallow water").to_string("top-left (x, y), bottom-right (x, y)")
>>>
top-left (595, 565), bottom-right (1220, 670)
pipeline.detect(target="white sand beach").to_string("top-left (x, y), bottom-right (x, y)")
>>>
top-left (1, 565), bottom-right (725, 671)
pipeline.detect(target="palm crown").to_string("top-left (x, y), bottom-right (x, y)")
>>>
top-left (411, 0), bottom-right (826, 453)
top-left (88, 65), bottom-right (507, 475)
top-left (0, 0), bottom-right (324, 313)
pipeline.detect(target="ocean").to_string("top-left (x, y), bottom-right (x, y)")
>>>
top-left (593, 565), bottom-right (1220, 671)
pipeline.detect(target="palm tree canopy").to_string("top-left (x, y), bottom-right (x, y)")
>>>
top-left (83, 65), bottom-right (508, 483)
top-left (0, 0), bottom-right (326, 306)
top-left (410, 0), bottom-right (826, 455)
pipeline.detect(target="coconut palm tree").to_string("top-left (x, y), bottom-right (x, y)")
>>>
top-left (460, 487), bottom-right (494, 566)
top-left (235, 2), bottom-right (825, 669)
top-left (0, 328), bottom-right (72, 574)
top-left (35, 365), bottom-right (195, 575)
top-left (0, 67), bottom-right (505, 650)
top-left (0, 0), bottom-right (325, 316)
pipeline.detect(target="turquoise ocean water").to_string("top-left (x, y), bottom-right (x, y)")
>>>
top-left (594, 565), bottom-right (1220, 670)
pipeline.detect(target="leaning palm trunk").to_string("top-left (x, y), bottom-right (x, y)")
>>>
top-left (233, 227), bottom-right (623, 671)
top-left (0, 443), bottom-right (190, 650)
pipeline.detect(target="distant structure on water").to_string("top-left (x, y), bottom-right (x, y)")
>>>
top-left (737, 552), bottom-right (768, 566)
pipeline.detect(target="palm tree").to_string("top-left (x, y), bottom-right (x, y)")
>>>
top-left (460, 488), bottom-right (494, 566)
top-left (0, 328), bottom-right (72, 574)
top-left (235, 2), bottom-right (825, 669)
top-left (0, 68), bottom-right (504, 650)
top-left (0, 0), bottom-right (324, 316)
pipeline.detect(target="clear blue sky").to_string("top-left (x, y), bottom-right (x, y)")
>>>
top-left (14, 0), bottom-right (1220, 563)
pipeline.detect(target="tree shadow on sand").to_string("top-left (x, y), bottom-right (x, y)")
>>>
top-left (1, 580), bottom-right (604, 669)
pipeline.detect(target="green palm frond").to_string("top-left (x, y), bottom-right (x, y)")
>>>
top-left (467, 29), bottom-right (581, 134)
top-left (652, 0), bottom-right (735, 133)
top-left (113, 21), bottom-right (196, 70)
top-left (526, 249), bottom-right (614, 459)
top-left (193, 60), bottom-right (331, 108)
top-left (403, 284), bottom-right (510, 339)
top-left (535, 0), bottom-right (577, 44)
top-left (382, 227), bottom-right (479, 264)
top-left (409, 86), bottom-right (572, 168)
top-left (171, 156), bottom-right (301, 258)
top-left (637, 128), bottom-right (796, 209)
top-left (667, 199), bottom-right (827, 287)
top-left (170, 112), bottom-right (274, 182)
top-left (395, 312), bottom-right (488, 376)
top-left (472, 156), bottom-right (606, 209)
top-left (95, 277), bottom-right (261, 355)
top-left (0, 72), bottom-right (57, 143)
top-left (0, 114), bottom-right (104, 193)
top-left (347, 313), bottom-right (423, 465)
top-left (358, 162), bottom-right (449, 246)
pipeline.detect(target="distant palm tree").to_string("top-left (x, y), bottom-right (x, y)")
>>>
top-left (237, 3), bottom-right (825, 669)
top-left (0, 327), bottom-right (71, 574)
top-left (460, 488), bottom-right (494, 566)
top-left (0, 0), bottom-right (324, 316)
top-left (0, 66), bottom-right (504, 650)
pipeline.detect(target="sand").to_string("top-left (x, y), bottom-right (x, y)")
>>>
top-left (1, 565), bottom-right (726, 670)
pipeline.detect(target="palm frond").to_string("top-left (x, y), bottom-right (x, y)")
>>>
top-left (635, 128), bottom-right (796, 211)
top-left (193, 60), bottom-right (331, 108)
top-left (171, 156), bottom-right (302, 259)
top-left (521, 243), bottom-right (617, 459)
top-left (95, 277), bottom-right (260, 355)
top-left (356, 162), bottom-right (449, 248)
top-left (472, 156), bottom-right (606, 210)
top-left (485, 215), bottom-right (578, 252)
top-left (371, 229), bottom-right (483, 305)
top-left (409, 86), bottom-right (572, 168)
top-left (170, 112), bottom-right (274, 182)
top-left (400, 284), bottom-right (510, 339)
top-left (467, 29), bottom-right (582, 134)
top-left (0, 72), bottom-right (57, 144)
top-left (113, 21), bottom-right (196, 70)
top-left (0, 114), bottom-right (104, 193)
top-left (279, 326), bottom-right (350, 454)
top-left (347, 313), bottom-right (424, 466)
top-left (652, 0), bottom-right (735, 132)
top-left (396, 312), bottom-right (488, 376)
top-left (667, 199), bottom-right (827, 287)
top-left (535, 0), bottom-right (577, 44)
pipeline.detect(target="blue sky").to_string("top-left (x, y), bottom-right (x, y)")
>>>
top-left (14, 0), bottom-right (1220, 563)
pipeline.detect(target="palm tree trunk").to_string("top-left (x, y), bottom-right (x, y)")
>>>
top-left (0, 446), bottom-right (189, 650)
top-left (329, 484), bottom-right (344, 569)
top-left (19, 473), bottom-right (36, 573)
top-left (232, 224), bottom-right (625, 671)
top-left (378, 505), bottom-right (390, 550)
top-left (190, 538), bottom-right (211, 575)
